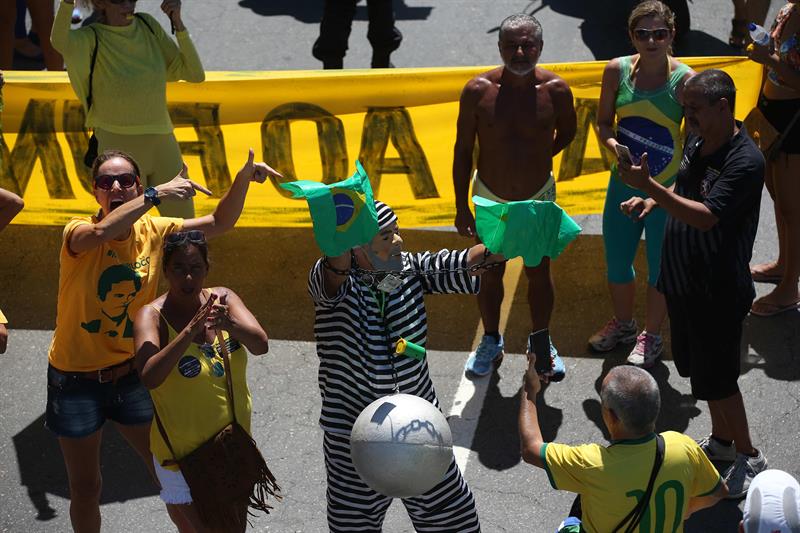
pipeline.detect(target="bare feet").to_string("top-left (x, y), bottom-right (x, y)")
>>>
top-left (751, 287), bottom-right (800, 317)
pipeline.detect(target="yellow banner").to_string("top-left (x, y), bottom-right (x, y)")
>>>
top-left (1, 58), bottom-right (761, 227)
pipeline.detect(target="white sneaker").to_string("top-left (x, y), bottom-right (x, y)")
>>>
top-left (724, 449), bottom-right (768, 499)
top-left (626, 332), bottom-right (663, 368)
top-left (696, 435), bottom-right (737, 462)
top-left (588, 318), bottom-right (637, 352)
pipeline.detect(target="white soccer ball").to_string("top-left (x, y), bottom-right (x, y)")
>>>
top-left (350, 393), bottom-right (454, 498)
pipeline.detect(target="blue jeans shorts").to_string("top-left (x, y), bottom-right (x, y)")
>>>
top-left (45, 364), bottom-right (154, 439)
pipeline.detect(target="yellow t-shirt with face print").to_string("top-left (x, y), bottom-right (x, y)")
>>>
top-left (48, 214), bottom-right (183, 371)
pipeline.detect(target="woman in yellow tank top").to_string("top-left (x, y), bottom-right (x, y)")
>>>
top-left (134, 230), bottom-right (269, 532)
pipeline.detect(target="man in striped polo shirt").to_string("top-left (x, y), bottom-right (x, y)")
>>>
top-left (618, 69), bottom-right (767, 500)
top-left (308, 201), bottom-right (503, 532)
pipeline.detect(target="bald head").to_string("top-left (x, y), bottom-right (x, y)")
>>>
top-left (601, 366), bottom-right (661, 435)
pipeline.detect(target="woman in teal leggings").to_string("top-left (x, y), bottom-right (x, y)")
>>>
top-left (588, 0), bottom-right (694, 368)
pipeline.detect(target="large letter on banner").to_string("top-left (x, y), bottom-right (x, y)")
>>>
top-left (2, 99), bottom-right (73, 198)
top-left (358, 107), bottom-right (438, 199)
top-left (170, 103), bottom-right (232, 197)
top-left (262, 103), bottom-right (349, 198)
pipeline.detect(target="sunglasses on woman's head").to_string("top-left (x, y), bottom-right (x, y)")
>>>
top-left (108, 0), bottom-right (138, 4)
top-left (94, 173), bottom-right (139, 190)
top-left (165, 230), bottom-right (207, 247)
top-left (633, 28), bottom-right (671, 41)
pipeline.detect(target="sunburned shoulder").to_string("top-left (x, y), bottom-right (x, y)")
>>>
top-left (464, 69), bottom-right (501, 94)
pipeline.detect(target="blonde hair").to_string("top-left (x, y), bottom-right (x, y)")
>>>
top-left (628, 0), bottom-right (676, 33)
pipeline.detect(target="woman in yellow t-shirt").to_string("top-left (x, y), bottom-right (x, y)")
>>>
top-left (134, 230), bottom-right (270, 532)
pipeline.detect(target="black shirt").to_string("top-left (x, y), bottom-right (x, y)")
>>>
top-left (658, 124), bottom-right (764, 301)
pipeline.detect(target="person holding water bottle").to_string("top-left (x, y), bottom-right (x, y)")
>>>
top-left (588, 0), bottom-right (694, 368)
top-left (746, 1), bottom-right (800, 317)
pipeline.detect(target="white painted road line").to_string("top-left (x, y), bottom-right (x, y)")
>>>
top-left (447, 258), bottom-right (524, 474)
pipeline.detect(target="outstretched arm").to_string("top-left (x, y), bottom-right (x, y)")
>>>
top-left (618, 153), bottom-right (718, 231)
top-left (68, 169), bottom-right (211, 255)
top-left (183, 149), bottom-right (283, 240)
top-left (519, 354), bottom-right (546, 468)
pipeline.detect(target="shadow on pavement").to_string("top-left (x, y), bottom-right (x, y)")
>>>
top-left (743, 311), bottom-right (800, 381)
top-left (237, 0), bottom-right (432, 24)
top-left (12, 415), bottom-right (158, 521)
top-left (469, 373), bottom-right (563, 471)
top-left (581, 356), bottom-right (701, 442)
top-left (491, 0), bottom-right (737, 60)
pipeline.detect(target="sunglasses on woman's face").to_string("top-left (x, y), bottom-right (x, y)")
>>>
top-left (633, 28), bottom-right (671, 41)
top-left (94, 173), bottom-right (139, 190)
top-left (165, 230), bottom-right (207, 247)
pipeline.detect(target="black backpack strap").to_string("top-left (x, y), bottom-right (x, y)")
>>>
top-left (613, 434), bottom-right (665, 533)
top-left (86, 26), bottom-right (98, 110)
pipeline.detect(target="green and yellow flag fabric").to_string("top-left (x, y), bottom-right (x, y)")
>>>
top-left (280, 161), bottom-right (379, 257)
top-left (474, 196), bottom-right (582, 267)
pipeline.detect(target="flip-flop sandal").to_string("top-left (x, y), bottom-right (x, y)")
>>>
top-left (751, 270), bottom-right (783, 284)
top-left (750, 299), bottom-right (800, 317)
top-left (729, 18), bottom-right (749, 49)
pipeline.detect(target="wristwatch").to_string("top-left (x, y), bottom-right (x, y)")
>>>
top-left (144, 187), bottom-right (161, 206)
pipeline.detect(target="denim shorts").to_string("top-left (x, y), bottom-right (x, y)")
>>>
top-left (45, 364), bottom-right (154, 439)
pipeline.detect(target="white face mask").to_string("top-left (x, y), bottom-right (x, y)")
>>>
top-left (362, 243), bottom-right (403, 272)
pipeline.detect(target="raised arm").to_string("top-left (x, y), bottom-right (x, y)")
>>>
top-left (206, 289), bottom-right (269, 355)
top-left (453, 78), bottom-right (483, 238)
top-left (551, 77), bottom-right (577, 156)
top-left (134, 294), bottom-right (216, 389)
top-left (67, 171), bottom-right (211, 255)
top-left (156, 1), bottom-right (205, 83)
top-left (182, 149), bottom-right (282, 240)
top-left (519, 355), bottom-right (546, 468)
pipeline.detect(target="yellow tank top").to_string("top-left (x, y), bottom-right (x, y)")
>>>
top-left (149, 311), bottom-right (252, 471)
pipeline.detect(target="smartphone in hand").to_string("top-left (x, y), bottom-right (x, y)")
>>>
top-left (615, 144), bottom-right (634, 166)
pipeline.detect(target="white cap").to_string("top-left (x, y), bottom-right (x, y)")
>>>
top-left (742, 469), bottom-right (800, 533)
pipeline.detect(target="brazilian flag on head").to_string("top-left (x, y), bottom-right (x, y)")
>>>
top-left (474, 196), bottom-right (582, 267)
top-left (281, 161), bottom-right (379, 257)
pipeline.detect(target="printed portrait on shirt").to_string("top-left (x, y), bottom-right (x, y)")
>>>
top-left (80, 264), bottom-right (142, 338)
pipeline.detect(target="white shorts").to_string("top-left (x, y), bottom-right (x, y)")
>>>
top-left (153, 455), bottom-right (192, 504)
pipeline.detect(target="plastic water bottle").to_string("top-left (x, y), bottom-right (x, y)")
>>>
top-left (749, 23), bottom-right (771, 46)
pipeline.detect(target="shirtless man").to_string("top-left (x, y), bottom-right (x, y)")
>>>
top-left (453, 13), bottom-right (576, 380)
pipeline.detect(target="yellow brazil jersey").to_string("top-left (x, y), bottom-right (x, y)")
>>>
top-left (149, 318), bottom-right (252, 471)
top-left (48, 214), bottom-right (183, 371)
top-left (543, 431), bottom-right (721, 533)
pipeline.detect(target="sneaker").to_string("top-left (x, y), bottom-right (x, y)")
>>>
top-left (724, 449), bottom-right (769, 499)
top-left (588, 318), bottom-right (638, 352)
top-left (696, 435), bottom-right (737, 463)
top-left (464, 335), bottom-right (504, 377)
top-left (527, 335), bottom-right (566, 383)
top-left (626, 332), bottom-right (664, 368)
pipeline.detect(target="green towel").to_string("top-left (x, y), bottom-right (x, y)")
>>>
top-left (281, 161), bottom-right (379, 257)
top-left (474, 195), bottom-right (582, 267)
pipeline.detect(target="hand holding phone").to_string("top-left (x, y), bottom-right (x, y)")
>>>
top-left (615, 144), bottom-right (634, 166)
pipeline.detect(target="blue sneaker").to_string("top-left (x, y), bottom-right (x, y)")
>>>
top-left (556, 517), bottom-right (583, 533)
top-left (464, 335), bottom-right (504, 377)
top-left (528, 335), bottom-right (566, 383)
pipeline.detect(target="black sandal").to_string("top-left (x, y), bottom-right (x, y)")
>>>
top-left (729, 18), bottom-right (750, 49)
